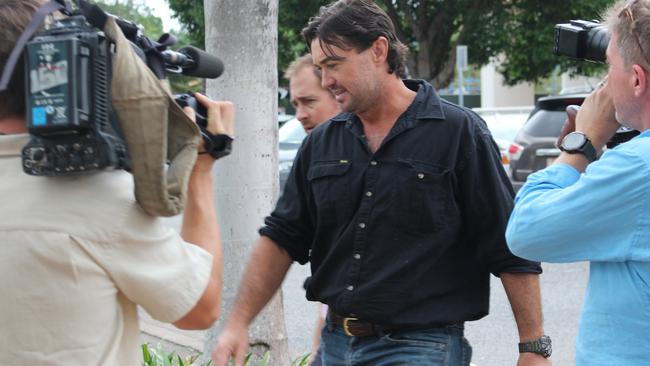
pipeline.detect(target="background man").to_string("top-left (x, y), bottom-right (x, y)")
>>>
top-left (0, 1), bottom-right (233, 364)
top-left (507, 1), bottom-right (650, 365)
top-left (285, 53), bottom-right (341, 133)
top-left (213, 1), bottom-right (549, 365)
top-left (285, 53), bottom-right (342, 366)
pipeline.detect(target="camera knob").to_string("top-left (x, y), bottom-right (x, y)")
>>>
top-left (32, 148), bottom-right (45, 161)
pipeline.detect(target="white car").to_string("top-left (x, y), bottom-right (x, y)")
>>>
top-left (473, 107), bottom-right (533, 177)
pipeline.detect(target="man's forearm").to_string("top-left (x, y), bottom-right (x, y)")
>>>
top-left (500, 273), bottom-right (545, 342)
top-left (227, 236), bottom-right (293, 327)
top-left (182, 158), bottom-right (223, 287)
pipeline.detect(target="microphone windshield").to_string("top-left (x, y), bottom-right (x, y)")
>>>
top-left (178, 46), bottom-right (224, 79)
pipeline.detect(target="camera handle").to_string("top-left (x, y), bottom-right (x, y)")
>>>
top-left (0, 0), bottom-right (71, 91)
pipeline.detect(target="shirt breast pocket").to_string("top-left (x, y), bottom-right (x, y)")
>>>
top-left (392, 159), bottom-right (451, 233)
top-left (308, 161), bottom-right (351, 226)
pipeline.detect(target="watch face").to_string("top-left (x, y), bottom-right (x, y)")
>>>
top-left (539, 336), bottom-right (552, 358)
top-left (562, 132), bottom-right (587, 151)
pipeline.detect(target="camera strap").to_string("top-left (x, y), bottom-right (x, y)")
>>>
top-left (0, 0), bottom-right (70, 91)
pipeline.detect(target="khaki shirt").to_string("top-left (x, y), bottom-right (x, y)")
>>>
top-left (0, 134), bottom-right (213, 365)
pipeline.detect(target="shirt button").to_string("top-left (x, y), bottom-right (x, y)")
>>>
top-left (353, 253), bottom-right (361, 260)
top-left (358, 222), bottom-right (366, 229)
top-left (347, 285), bottom-right (354, 291)
top-left (365, 191), bottom-right (373, 197)
top-left (370, 160), bottom-right (378, 166)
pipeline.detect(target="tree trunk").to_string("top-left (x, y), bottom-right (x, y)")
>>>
top-left (202, 1), bottom-right (290, 365)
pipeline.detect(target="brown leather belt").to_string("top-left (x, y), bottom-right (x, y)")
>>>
top-left (328, 311), bottom-right (411, 337)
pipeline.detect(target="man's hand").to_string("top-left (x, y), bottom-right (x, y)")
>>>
top-left (517, 352), bottom-right (552, 366)
top-left (573, 79), bottom-right (619, 152)
top-left (211, 325), bottom-right (250, 366)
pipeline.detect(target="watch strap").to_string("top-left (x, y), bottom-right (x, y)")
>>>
top-left (518, 335), bottom-right (552, 358)
top-left (200, 131), bottom-right (233, 160)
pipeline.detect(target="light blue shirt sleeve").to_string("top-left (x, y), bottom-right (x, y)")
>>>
top-left (506, 145), bottom-right (650, 263)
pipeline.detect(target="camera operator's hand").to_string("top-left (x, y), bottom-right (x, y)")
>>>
top-left (182, 93), bottom-right (235, 172)
top-left (194, 92), bottom-right (235, 138)
top-left (574, 79), bottom-right (619, 153)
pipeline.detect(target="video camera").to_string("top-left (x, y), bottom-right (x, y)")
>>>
top-left (16, 0), bottom-right (225, 176)
top-left (554, 19), bottom-right (640, 147)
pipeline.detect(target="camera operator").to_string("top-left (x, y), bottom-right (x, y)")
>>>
top-left (507, 1), bottom-right (650, 364)
top-left (0, 1), bottom-right (232, 364)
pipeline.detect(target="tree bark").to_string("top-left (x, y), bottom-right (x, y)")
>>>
top-left (202, 0), bottom-right (290, 365)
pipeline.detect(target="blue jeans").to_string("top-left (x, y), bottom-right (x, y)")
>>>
top-left (320, 322), bottom-right (472, 366)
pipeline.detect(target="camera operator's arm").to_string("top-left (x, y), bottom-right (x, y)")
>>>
top-left (173, 93), bottom-right (234, 330)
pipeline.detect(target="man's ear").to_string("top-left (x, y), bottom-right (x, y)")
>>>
top-left (370, 36), bottom-right (389, 65)
top-left (631, 64), bottom-right (647, 97)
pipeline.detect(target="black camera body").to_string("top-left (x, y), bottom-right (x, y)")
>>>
top-left (554, 20), bottom-right (610, 63)
top-left (22, 15), bottom-right (129, 176)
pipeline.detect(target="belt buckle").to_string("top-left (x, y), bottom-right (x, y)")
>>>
top-left (342, 317), bottom-right (359, 337)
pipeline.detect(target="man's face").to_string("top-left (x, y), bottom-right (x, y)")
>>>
top-left (606, 32), bottom-right (641, 129)
top-left (289, 66), bottom-right (340, 133)
top-left (310, 39), bottom-right (380, 115)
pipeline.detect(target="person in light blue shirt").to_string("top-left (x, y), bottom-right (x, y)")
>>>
top-left (507, 1), bottom-right (650, 365)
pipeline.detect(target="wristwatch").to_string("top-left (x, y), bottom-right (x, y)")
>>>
top-left (559, 131), bottom-right (598, 163)
top-left (519, 335), bottom-right (552, 358)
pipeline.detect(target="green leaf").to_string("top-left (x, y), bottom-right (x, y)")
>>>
top-left (142, 343), bottom-right (152, 365)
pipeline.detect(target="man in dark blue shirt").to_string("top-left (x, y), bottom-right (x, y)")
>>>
top-left (212, 1), bottom-right (549, 365)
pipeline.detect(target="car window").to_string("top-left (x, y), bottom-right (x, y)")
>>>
top-left (522, 109), bottom-right (567, 138)
top-left (279, 118), bottom-right (307, 144)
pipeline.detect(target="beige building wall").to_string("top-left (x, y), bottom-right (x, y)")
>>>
top-left (480, 58), bottom-right (535, 108)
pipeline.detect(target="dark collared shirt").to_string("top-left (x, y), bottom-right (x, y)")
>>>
top-left (260, 80), bottom-right (541, 327)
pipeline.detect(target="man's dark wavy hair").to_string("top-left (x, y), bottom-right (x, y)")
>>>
top-left (301, 0), bottom-right (408, 77)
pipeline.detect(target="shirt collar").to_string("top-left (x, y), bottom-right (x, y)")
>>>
top-left (0, 133), bottom-right (29, 157)
top-left (331, 79), bottom-right (445, 123)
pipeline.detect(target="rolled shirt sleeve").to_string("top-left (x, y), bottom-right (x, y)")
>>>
top-left (458, 124), bottom-right (541, 276)
top-left (75, 206), bottom-right (213, 323)
top-left (260, 138), bottom-right (316, 264)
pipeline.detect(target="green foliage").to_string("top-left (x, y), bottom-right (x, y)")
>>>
top-left (278, 0), bottom-right (327, 84)
top-left (166, 0), bottom-right (205, 49)
top-left (142, 343), bottom-right (212, 366)
top-left (142, 343), bottom-right (312, 366)
top-left (94, 0), bottom-right (164, 39)
top-left (291, 353), bottom-right (311, 366)
top-left (167, 0), bottom-right (615, 88)
top-left (465, 0), bottom-right (612, 86)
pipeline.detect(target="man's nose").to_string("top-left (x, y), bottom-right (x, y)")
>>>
top-left (296, 107), bottom-right (309, 122)
top-left (321, 69), bottom-right (335, 89)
